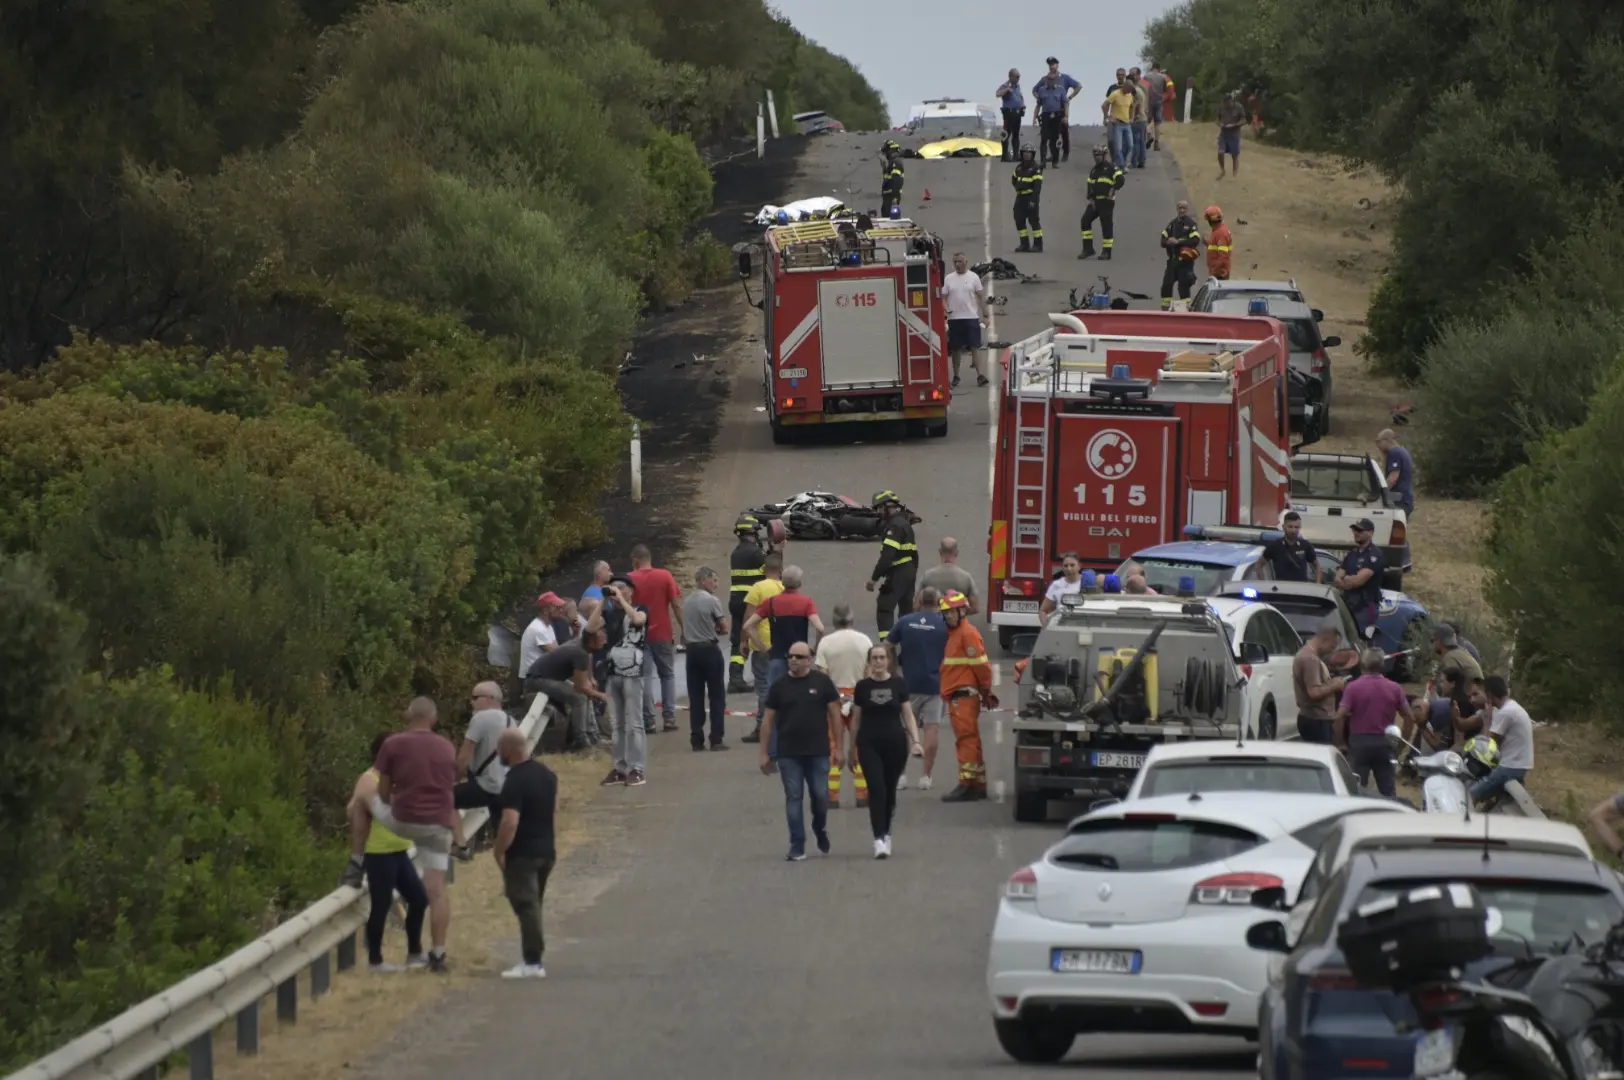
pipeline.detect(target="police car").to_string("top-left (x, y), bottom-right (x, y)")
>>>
top-left (1119, 532), bottom-right (1431, 679)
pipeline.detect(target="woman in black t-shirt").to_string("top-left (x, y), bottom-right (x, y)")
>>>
top-left (851, 645), bottom-right (922, 858)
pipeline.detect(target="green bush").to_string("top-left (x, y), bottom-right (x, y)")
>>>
top-left (1486, 355), bottom-right (1624, 717)
top-left (1416, 309), bottom-right (1624, 496)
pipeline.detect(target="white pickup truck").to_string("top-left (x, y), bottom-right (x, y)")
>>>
top-left (1285, 453), bottom-right (1409, 590)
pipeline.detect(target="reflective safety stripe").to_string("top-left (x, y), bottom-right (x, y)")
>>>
top-left (990, 520), bottom-right (1008, 579)
top-left (882, 538), bottom-right (917, 551)
top-left (1209, 244), bottom-right (1232, 252)
top-left (943, 655), bottom-right (990, 666)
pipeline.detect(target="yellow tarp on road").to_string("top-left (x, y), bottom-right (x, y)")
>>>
top-left (916, 137), bottom-right (1003, 159)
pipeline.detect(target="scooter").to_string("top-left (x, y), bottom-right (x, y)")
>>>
top-left (1385, 723), bottom-right (1470, 814)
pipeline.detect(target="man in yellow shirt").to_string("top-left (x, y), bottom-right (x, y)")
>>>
top-left (1103, 76), bottom-right (1138, 170)
top-left (740, 553), bottom-right (786, 744)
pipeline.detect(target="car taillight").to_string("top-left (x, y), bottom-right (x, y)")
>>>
top-left (1307, 967), bottom-right (1360, 991)
top-left (1006, 866), bottom-right (1038, 901)
top-left (1191, 872), bottom-right (1282, 905)
top-left (1390, 520), bottom-right (1406, 544)
top-left (1311, 348), bottom-right (1327, 374)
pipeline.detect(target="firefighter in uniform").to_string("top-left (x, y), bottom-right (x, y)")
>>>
top-left (1160, 199), bottom-right (1204, 309)
top-left (727, 513), bottom-right (767, 693)
top-left (1011, 144), bottom-right (1044, 253)
top-left (880, 141), bottom-right (904, 219)
top-left (865, 490), bottom-right (917, 641)
top-left (1079, 144), bottom-right (1125, 260)
top-left (939, 590), bottom-right (996, 802)
top-left (1204, 205), bottom-right (1233, 281)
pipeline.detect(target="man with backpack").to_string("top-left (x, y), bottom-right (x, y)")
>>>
top-left (599, 574), bottom-right (652, 787)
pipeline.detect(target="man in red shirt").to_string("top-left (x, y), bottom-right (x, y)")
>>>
top-left (628, 544), bottom-right (685, 733)
top-left (343, 697), bottom-right (460, 971)
top-left (1334, 649), bottom-right (1414, 797)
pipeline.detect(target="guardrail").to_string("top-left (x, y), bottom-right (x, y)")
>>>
top-left (9, 693), bottom-right (552, 1080)
top-left (1503, 778), bottom-right (1544, 819)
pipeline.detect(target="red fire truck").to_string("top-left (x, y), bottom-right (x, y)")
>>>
top-left (745, 215), bottom-right (952, 444)
top-left (987, 309), bottom-right (1294, 649)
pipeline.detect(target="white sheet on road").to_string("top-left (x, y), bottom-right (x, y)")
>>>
top-left (754, 196), bottom-right (847, 224)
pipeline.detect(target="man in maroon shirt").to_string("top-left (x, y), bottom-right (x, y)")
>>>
top-left (628, 544), bottom-right (685, 733)
top-left (343, 697), bottom-right (459, 971)
top-left (1333, 650), bottom-right (1414, 798)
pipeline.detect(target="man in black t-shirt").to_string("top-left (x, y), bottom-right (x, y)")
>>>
top-left (494, 729), bottom-right (557, 979)
top-left (528, 632), bottom-right (608, 752)
top-left (1255, 511), bottom-right (1321, 582)
top-left (760, 643), bottom-right (841, 861)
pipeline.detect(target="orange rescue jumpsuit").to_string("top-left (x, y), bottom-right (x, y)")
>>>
top-left (1163, 77), bottom-right (1177, 124)
top-left (941, 619), bottom-right (994, 790)
top-left (1206, 222), bottom-right (1233, 280)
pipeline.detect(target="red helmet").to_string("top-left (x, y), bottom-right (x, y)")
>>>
top-left (1204, 205), bottom-right (1223, 224)
top-left (939, 590), bottom-right (971, 613)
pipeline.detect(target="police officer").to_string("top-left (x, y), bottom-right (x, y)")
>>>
top-left (1334, 518), bottom-right (1387, 637)
top-left (1078, 144), bottom-right (1125, 260)
top-left (1031, 58), bottom-right (1079, 168)
top-left (994, 68), bottom-right (1025, 162)
top-left (880, 140), bottom-right (904, 219)
top-left (1159, 199), bottom-right (1203, 309)
top-left (864, 490), bottom-right (918, 641)
top-left (1011, 143), bottom-right (1043, 253)
top-left (727, 513), bottom-right (767, 692)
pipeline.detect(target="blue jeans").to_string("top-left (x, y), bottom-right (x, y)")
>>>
top-left (641, 640), bottom-right (676, 727)
top-left (1111, 123), bottom-right (1132, 168)
top-left (765, 657), bottom-right (788, 758)
top-left (1470, 765), bottom-right (1528, 802)
top-left (778, 755), bottom-right (831, 853)
top-left (1131, 121), bottom-right (1147, 166)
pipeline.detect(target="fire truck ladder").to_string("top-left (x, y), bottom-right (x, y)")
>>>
top-left (1009, 356), bottom-right (1055, 578)
top-left (902, 260), bottom-right (935, 386)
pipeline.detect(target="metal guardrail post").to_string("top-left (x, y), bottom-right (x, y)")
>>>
top-left (336, 933), bottom-right (356, 973)
top-left (310, 953), bottom-right (331, 998)
top-left (277, 976), bottom-right (297, 1023)
top-left (235, 1002), bottom-right (259, 1055)
top-left (187, 1032), bottom-right (211, 1080)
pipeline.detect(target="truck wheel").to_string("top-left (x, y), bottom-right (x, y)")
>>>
top-left (994, 1019), bottom-right (1074, 1064)
top-left (1014, 789), bottom-right (1048, 823)
top-left (928, 419), bottom-right (949, 438)
top-left (1319, 404), bottom-right (1332, 434)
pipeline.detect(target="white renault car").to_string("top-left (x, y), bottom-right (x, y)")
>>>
top-left (986, 792), bottom-right (1414, 1064)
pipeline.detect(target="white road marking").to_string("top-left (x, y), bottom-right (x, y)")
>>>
top-left (994, 718), bottom-right (1003, 745)
top-left (993, 778), bottom-right (1007, 804)
top-left (983, 156), bottom-right (998, 500)
top-left (994, 832), bottom-right (1007, 860)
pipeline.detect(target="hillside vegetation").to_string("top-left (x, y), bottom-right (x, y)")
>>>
top-left (1144, 0), bottom-right (1624, 716)
top-left (0, 0), bottom-right (882, 1066)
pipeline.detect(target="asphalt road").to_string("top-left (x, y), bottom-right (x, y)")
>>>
top-left (365, 126), bottom-right (1259, 1079)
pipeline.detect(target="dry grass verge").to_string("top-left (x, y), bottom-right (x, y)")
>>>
top-left (1159, 122), bottom-right (1614, 826)
top-left (208, 752), bottom-right (613, 1080)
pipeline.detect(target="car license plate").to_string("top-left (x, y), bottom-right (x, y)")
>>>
top-left (1412, 1028), bottom-right (1455, 1078)
top-left (1090, 752), bottom-right (1146, 769)
top-left (1003, 600), bottom-right (1039, 613)
top-left (778, 367), bottom-right (809, 379)
top-left (1051, 948), bottom-right (1142, 975)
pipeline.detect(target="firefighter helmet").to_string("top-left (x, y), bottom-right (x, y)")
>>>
top-left (883, 139), bottom-right (901, 155)
top-left (871, 489), bottom-right (900, 509)
top-left (1019, 143), bottom-right (1035, 157)
top-left (1092, 143), bottom-right (1109, 157)
top-left (939, 590), bottom-right (971, 613)
top-left (1204, 204), bottom-right (1223, 224)
top-left (734, 513), bottom-right (761, 537)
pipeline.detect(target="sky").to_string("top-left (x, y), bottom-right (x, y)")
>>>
top-left (769, 0), bottom-right (1187, 127)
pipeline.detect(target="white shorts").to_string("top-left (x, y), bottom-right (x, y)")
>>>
top-left (369, 795), bottom-right (453, 871)
top-left (910, 694), bottom-right (944, 726)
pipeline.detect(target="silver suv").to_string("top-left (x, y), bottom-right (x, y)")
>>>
top-left (1208, 295), bottom-right (1341, 431)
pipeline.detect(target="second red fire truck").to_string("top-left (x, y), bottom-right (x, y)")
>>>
top-left (987, 309), bottom-right (1296, 649)
top-left (740, 215), bottom-right (953, 444)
